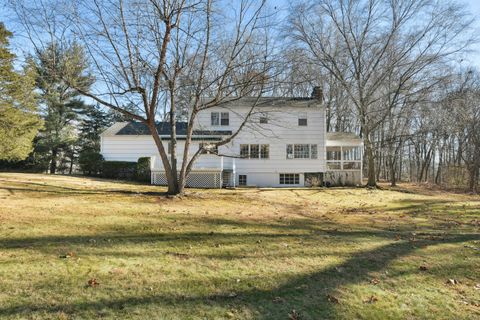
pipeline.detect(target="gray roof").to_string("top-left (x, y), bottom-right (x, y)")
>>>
top-left (116, 122), bottom-right (232, 136)
top-left (211, 96), bottom-right (322, 108)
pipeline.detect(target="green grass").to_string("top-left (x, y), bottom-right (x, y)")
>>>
top-left (0, 173), bottom-right (479, 319)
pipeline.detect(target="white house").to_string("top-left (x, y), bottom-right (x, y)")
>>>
top-left (100, 94), bottom-right (363, 188)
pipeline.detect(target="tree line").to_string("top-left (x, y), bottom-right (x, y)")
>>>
top-left (0, 0), bottom-right (479, 193)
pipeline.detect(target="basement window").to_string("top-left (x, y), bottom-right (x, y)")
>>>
top-left (238, 175), bottom-right (247, 186)
top-left (279, 173), bottom-right (299, 185)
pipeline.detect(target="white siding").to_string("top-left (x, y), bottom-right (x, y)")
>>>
top-left (101, 137), bottom-right (223, 170)
top-left (100, 102), bottom-right (328, 187)
top-left (197, 105), bottom-right (327, 173)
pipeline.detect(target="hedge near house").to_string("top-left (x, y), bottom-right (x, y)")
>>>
top-left (136, 157), bottom-right (151, 182)
top-left (102, 161), bottom-right (137, 180)
top-left (78, 150), bottom-right (104, 175)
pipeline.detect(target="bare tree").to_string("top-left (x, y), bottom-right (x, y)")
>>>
top-left (448, 70), bottom-right (480, 192)
top-left (288, 0), bottom-right (475, 186)
top-left (11, 0), bottom-right (274, 194)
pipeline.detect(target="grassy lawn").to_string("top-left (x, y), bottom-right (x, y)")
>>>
top-left (0, 173), bottom-right (479, 319)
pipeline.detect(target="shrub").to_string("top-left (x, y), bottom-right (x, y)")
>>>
top-left (78, 150), bottom-right (104, 175)
top-left (136, 157), bottom-right (151, 182)
top-left (102, 161), bottom-right (137, 180)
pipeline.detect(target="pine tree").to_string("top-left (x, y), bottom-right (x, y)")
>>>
top-left (31, 42), bottom-right (93, 173)
top-left (78, 105), bottom-right (113, 152)
top-left (0, 23), bottom-right (42, 160)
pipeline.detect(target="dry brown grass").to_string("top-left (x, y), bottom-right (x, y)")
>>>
top-left (0, 173), bottom-right (479, 319)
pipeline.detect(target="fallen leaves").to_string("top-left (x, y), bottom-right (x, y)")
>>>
top-left (370, 278), bottom-right (380, 285)
top-left (273, 296), bottom-right (285, 303)
top-left (87, 278), bottom-right (99, 287)
top-left (326, 294), bottom-right (340, 304)
top-left (288, 309), bottom-right (300, 320)
top-left (446, 279), bottom-right (460, 286)
top-left (419, 265), bottom-right (429, 271)
top-left (59, 252), bottom-right (76, 259)
top-left (363, 295), bottom-right (379, 304)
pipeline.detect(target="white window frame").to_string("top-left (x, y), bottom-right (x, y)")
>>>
top-left (326, 146), bottom-right (362, 171)
top-left (298, 113), bottom-right (308, 126)
top-left (279, 173), bottom-right (300, 185)
top-left (240, 144), bottom-right (269, 159)
top-left (286, 144), bottom-right (318, 159)
top-left (220, 112), bottom-right (229, 126)
top-left (211, 112), bottom-right (219, 126)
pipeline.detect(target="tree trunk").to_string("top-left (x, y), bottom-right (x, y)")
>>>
top-left (169, 89), bottom-right (179, 194)
top-left (69, 156), bottom-right (74, 175)
top-left (364, 135), bottom-right (376, 187)
top-left (50, 149), bottom-right (58, 174)
top-left (389, 156), bottom-right (396, 187)
top-left (147, 121), bottom-right (179, 195)
top-left (468, 166), bottom-right (479, 193)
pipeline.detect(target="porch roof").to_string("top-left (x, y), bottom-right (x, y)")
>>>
top-left (326, 132), bottom-right (363, 146)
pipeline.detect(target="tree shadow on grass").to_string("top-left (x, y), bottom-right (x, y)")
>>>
top-left (0, 182), bottom-right (168, 197)
top-left (0, 222), bottom-right (478, 319)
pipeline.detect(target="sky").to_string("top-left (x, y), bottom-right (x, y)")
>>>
top-left (465, 0), bottom-right (480, 68)
top-left (1, 0), bottom-right (480, 68)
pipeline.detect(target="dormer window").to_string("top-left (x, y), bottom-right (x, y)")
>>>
top-left (298, 113), bottom-right (308, 126)
top-left (211, 112), bottom-right (229, 126)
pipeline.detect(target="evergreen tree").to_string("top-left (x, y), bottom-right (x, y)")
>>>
top-left (77, 105), bottom-right (112, 175)
top-left (31, 42), bottom-right (93, 173)
top-left (0, 23), bottom-right (42, 160)
top-left (78, 105), bottom-right (113, 152)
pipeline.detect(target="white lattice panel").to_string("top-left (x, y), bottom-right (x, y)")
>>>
top-left (151, 171), bottom-right (221, 188)
top-left (151, 171), bottom-right (168, 185)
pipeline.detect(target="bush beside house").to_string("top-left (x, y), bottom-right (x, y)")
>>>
top-left (78, 152), bottom-right (150, 182)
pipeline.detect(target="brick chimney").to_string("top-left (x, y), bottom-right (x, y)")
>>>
top-left (311, 86), bottom-right (323, 102)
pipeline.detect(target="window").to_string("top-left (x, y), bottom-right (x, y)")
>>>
top-left (211, 112), bottom-right (219, 126)
top-left (221, 112), bottom-right (229, 126)
top-left (326, 147), bottom-right (342, 160)
top-left (310, 144), bottom-right (318, 159)
top-left (294, 144), bottom-right (310, 159)
top-left (343, 146), bottom-right (361, 160)
top-left (240, 144), bottom-right (249, 158)
top-left (260, 144), bottom-right (269, 159)
top-left (199, 143), bottom-right (218, 154)
top-left (298, 113), bottom-right (307, 126)
top-left (240, 144), bottom-right (269, 159)
top-left (286, 145), bottom-right (293, 159)
top-left (280, 173), bottom-right (299, 185)
top-left (259, 113), bottom-right (268, 124)
top-left (238, 175), bottom-right (247, 186)
top-left (250, 144), bottom-right (259, 158)
top-left (286, 144), bottom-right (317, 159)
